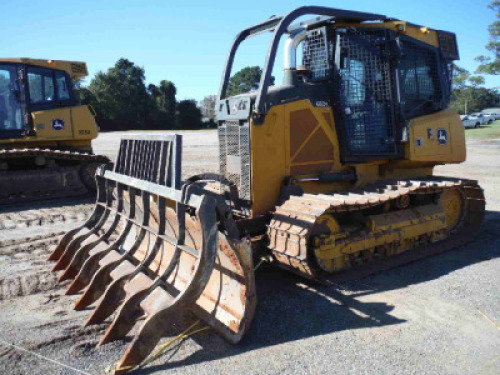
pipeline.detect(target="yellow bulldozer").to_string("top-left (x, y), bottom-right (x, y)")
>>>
top-left (48, 6), bottom-right (485, 374)
top-left (0, 58), bottom-right (108, 203)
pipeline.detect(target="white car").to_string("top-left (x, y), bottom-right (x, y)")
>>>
top-left (481, 111), bottom-right (500, 121)
top-left (462, 114), bottom-right (488, 128)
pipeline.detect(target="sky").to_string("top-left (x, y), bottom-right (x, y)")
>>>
top-left (2, 0), bottom-right (499, 101)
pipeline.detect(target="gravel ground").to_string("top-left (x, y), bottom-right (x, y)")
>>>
top-left (0, 131), bottom-right (498, 375)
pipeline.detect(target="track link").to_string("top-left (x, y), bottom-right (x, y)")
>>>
top-left (267, 177), bottom-right (486, 282)
top-left (0, 148), bottom-right (110, 204)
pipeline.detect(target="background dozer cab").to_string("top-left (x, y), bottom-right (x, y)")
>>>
top-left (48, 6), bottom-right (485, 373)
top-left (0, 58), bottom-right (109, 204)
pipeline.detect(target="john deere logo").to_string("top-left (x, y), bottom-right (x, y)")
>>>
top-left (437, 128), bottom-right (448, 145)
top-left (52, 119), bottom-right (65, 130)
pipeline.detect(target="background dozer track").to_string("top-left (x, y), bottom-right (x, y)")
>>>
top-left (48, 135), bottom-right (256, 374)
top-left (0, 148), bottom-right (109, 204)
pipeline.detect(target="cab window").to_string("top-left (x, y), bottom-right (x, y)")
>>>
top-left (0, 64), bottom-right (23, 131)
top-left (55, 71), bottom-right (70, 101)
top-left (399, 40), bottom-right (442, 117)
top-left (28, 67), bottom-right (55, 104)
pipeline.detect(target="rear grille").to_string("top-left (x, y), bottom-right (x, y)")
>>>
top-left (218, 121), bottom-right (251, 201)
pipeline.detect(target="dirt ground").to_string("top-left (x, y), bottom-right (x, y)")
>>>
top-left (0, 130), bottom-right (499, 375)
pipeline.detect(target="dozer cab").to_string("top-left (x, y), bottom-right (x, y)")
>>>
top-left (0, 58), bottom-right (108, 203)
top-left (48, 6), bottom-right (485, 373)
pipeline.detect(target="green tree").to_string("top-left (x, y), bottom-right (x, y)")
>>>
top-left (469, 76), bottom-right (486, 87)
top-left (157, 80), bottom-right (177, 128)
top-left (176, 99), bottom-right (202, 130)
top-left (226, 66), bottom-right (275, 97)
top-left (451, 86), bottom-right (500, 114)
top-left (147, 81), bottom-right (177, 128)
top-left (476, 1), bottom-right (500, 74)
top-left (450, 65), bottom-right (496, 114)
top-left (89, 58), bottom-right (149, 129)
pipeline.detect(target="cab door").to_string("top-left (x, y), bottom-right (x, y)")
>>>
top-left (26, 66), bottom-right (75, 140)
top-left (0, 63), bottom-right (25, 139)
top-left (333, 28), bottom-right (399, 161)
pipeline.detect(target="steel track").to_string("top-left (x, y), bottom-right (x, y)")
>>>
top-left (0, 149), bottom-right (110, 205)
top-left (268, 177), bottom-right (486, 283)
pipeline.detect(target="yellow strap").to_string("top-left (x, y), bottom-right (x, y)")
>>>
top-left (105, 320), bottom-right (210, 374)
top-left (254, 255), bottom-right (273, 271)
top-left (477, 308), bottom-right (500, 331)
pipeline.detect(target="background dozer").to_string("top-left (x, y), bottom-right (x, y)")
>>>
top-left (48, 6), bottom-right (485, 373)
top-left (0, 58), bottom-right (109, 204)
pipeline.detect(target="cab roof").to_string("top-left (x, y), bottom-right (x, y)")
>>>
top-left (0, 58), bottom-right (88, 80)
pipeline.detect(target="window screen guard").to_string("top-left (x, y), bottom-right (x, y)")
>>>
top-left (334, 28), bottom-right (398, 159)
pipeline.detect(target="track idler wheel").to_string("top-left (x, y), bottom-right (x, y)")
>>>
top-left (438, 187), bottom-right (466, 231)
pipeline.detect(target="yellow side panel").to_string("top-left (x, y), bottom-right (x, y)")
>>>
top-left (251, 99), bottom-right (344, 216)
top-left (32, 108), bottom-right (74, 140)
top-left (31, 105), bottom-right (97, 142)
top-left (406, 109), bottom-right (466, 163)
top-left (250, 105), bottom-right (286, 216)
top-left (285, 100), bottom-right (341, 175)
top-left (71, 105), bottom-right (98, 140)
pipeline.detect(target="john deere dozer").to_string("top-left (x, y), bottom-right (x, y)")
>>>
top-left (48, 6), bottom-right (485, 373)
top-left (0, 58), bottom-right (108, 204)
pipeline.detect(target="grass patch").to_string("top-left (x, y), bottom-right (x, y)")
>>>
top-left (464, 120), bottom-right (500, 140)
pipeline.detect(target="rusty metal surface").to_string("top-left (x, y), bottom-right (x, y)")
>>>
top-left (268, 177), bottom-right (486, 282)
top-left (46, 135), bottom-right (256, 374)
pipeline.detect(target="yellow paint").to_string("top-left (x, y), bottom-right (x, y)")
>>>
top-left (334, 21), bottom-right (440, 48)
top-left (0, 105), bottom-right (97, 150)
top-left (250, 105), bottom-right (287, 216)
top-left (0, 58), bottom-right (88, 80)
top-left (250, 96), bottom-right (465, 216)
top-left (439, 188), bottom-right (464, 229)
top-left (354, 164), bottom-right (380, 186)
top-left (71, 105), bottom-right (99, 140)
top-left (314, 204), bottom-right (448, 272)
top-left (251, 99), bottom-right (346, 216)
top-left (406, 109), bottom-right (466, 163)
top-left (0, 59), bottom-right (97, 153)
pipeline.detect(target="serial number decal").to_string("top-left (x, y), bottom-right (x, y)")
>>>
top-left (79, 130), bottom-right (91, 135)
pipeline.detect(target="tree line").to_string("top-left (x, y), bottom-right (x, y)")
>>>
top-left (450, 1), bottom-right (500, 114)
top-left (78, 58), bottom-right (214, 131)
top-left (76, 61), bottom-right (266, 131)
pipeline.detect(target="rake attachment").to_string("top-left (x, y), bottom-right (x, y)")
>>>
top-left (48, 135), bottom-right (256, 373)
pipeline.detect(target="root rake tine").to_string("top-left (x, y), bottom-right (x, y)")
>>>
top-left (74, 261), bottom-right (118, 310)
top-left (68, 222), bottom-right (135, 295)
top-left (85, 274), bottom-right (130, 326)
top-left (52, 235), bottom-right (91, 272)
top-left (113, 314), bottom-right (167, 375)
top-left (47, 230), bottom-right (78, 261)
top-left (66, 252), bottom-right (108, 295)
top-left (99, 287), bottom-right (151, 345)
